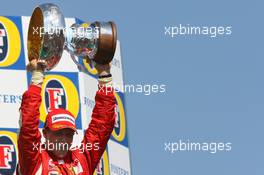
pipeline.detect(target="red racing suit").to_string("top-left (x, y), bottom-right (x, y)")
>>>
top-left (17, 84), bottom-right (116, 175)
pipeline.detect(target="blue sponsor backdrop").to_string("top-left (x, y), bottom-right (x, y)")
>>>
top-left (0, 16), bottom-right (25, 70)
top-left (0, 14), bottom-right (130, 174)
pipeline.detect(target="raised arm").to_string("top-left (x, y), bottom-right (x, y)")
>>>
top-left (82, 62), bottom-right (116, 174)
top-left (17, 60), bottom-right (46, 175)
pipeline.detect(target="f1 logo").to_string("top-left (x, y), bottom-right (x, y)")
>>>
top-left (0, 144), bottom-right (14, 169)
top-left (46, 88), bottom-right (64, 112)
top-left (0, 29), bottom-right (6, 54)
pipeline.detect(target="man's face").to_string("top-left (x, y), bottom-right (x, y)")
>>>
top-left (43, 128), bottom-right (75, 158)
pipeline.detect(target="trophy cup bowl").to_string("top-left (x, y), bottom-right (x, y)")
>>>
top-left (27, 3), bottom-right (66, 70)
top-left (28, 3), bottom-right (118, 71)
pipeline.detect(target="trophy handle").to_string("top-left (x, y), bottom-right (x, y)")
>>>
top-left (71, 55), bottom-right (86, 72)
top-left (67, 47), bottom-right (86, 72)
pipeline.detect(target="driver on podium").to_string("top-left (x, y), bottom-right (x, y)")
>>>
top-left (17, 59), bottom-right (116, 175)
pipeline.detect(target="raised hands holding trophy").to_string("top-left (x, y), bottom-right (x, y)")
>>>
top-left (17, 3), bottom-right (117, 175)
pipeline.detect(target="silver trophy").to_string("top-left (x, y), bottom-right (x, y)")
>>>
top-left (28, 3), bottom-right (117, 71)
